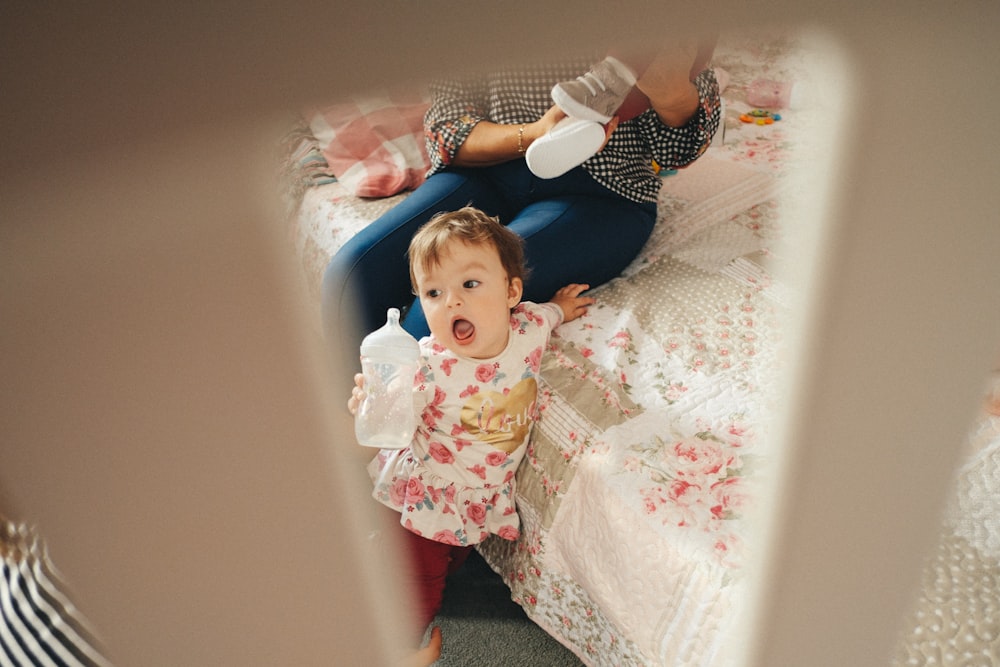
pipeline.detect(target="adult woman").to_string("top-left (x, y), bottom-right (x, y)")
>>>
top-left (322, 43), bottom-right (721, 365)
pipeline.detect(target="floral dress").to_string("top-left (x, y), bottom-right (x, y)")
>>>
top-left (369, 301), bottom-right (563, 546)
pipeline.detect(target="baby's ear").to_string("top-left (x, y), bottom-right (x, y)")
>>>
top-left (507, 277), bottom-right (524, 307)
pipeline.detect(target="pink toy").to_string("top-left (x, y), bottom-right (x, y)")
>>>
top-left (747, 78), bottom-right (798, 109)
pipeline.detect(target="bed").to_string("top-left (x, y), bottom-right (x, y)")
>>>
top-left (281, 31), bottom-right (1000, 667)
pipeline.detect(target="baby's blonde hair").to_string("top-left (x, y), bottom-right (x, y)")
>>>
top-left (408, 206), bottom-right (528, 292)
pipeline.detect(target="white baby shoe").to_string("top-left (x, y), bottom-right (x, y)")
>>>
top-left (525, 117), bottom-right (606, 179)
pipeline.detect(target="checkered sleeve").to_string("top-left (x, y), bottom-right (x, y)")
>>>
top-left (418, 57), bottom-right (720, 205)
top-left (424, 75), bottom-right (489, 171)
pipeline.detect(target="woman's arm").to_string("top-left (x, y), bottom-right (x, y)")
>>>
top-left (452, 105), bottom-right (566, 167)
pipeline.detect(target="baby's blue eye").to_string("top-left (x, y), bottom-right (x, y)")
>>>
top-left (425, 289), bottom-right (441, 298)
top-left (464, 280), bottom-right (481, 289)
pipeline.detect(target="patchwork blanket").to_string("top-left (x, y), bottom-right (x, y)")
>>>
top-left (285, 30), bottom-right (999, 666)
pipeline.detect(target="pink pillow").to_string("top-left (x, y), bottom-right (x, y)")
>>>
top-left (308, 89), bottom-right (431, 198)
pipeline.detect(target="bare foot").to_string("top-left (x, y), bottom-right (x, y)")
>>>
top-left (400, 626), bottom-right (442, 667)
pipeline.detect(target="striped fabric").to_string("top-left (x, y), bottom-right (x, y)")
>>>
top-left (1, 520), bottom-right (112, 667)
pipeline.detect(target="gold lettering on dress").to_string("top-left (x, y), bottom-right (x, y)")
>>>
top-left (460, 377), bottom-right (537, 453)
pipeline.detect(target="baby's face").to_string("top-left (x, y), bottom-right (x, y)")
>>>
top-left (414, 239), bottom-right (522, 359)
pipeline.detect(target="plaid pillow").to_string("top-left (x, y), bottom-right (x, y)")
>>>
top-left (309, 89), bottom-right (430, 198)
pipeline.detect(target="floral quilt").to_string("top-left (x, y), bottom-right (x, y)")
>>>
top-left (290, 30), bottom-right (819, 667)
top-left (477, 33), bottom-right (808, 665)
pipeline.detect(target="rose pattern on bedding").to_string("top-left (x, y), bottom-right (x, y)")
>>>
top-left (621, 419), bottom-right (760, 569)
top-left (474, 35), bottom-right (803, 665)
top-left (476, 226), bottom-right (785, 663)
top-left (291, 31), bottom-right (831, 667)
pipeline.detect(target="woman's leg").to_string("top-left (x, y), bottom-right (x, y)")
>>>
top-left (321, 169), bottom-right (509, 373)
top-left (507, 187), bottom-right (656, 303)
top-left (417, 160), bottom-right (655, 308)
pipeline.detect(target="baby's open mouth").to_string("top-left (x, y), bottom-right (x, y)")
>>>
top-left (453, 318), bottom-right (475, 342)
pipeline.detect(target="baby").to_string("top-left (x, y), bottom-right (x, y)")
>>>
top-left (347, 205), bottom-right (593, 664)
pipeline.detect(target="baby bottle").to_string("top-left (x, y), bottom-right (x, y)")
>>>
top-left (355, 308), bottom-right (421, 449)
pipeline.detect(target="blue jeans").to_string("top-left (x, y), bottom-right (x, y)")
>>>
top-left (322, 161), bottom-right (656, 364)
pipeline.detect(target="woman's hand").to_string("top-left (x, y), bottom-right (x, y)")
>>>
top-left (347, 373), bottom-right (366, 415)
top-left (533, 104), bottom-right (568, 139)
top-left (453, 105), bottom-right (568, 168)
top-left (533, 105), bottom-right (619, 152)
top-left (550, 283), bottom-right (596, 324)
top-left (452, 103), bottom-right (622, 168)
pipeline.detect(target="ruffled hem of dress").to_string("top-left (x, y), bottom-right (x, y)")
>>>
top-left (368, 449), bottom-right (521, 547)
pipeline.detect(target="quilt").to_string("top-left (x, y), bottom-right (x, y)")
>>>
top-left (287, 31), bottom-right (806, 666)
top-left (285, 30), bottom-right (998, 667)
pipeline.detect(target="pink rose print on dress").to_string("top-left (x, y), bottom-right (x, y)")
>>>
top-left (467, 464), bottom-right (487, 480)
top-left (429, 441), bottom-right (455, 464)
top-left (421, 411), bottom-right (438, 430)
top-left (521, 307), bottom-right (544, 327)
top-left (389, 477), bottom-right (408, 506)
top-left (466, 503), bottom-right (487, 526)
top-left (432, 530), bottom-right (463, 546)
top-left (526, 346), bottom-right (543, 373)
top-left (440, 357), bottom-right (457, 376)
top-left (405, 478), bottom-right (426, 504)
top-left (426, 485), bottom-right (443, 504)
top-left (474, 363), bottom-right (497, 384)
top-left (421, 386), bottom-right (446, 429)
top-left (485, 450), bottom-right (508, 467)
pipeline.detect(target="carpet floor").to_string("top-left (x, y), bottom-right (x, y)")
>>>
top-left (427, 550), bottom-right (584, 666)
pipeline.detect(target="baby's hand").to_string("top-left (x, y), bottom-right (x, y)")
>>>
top-left (551, 283), bottom-right (596, 323)
top-left (347, 373), bottom-right (366, 415)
